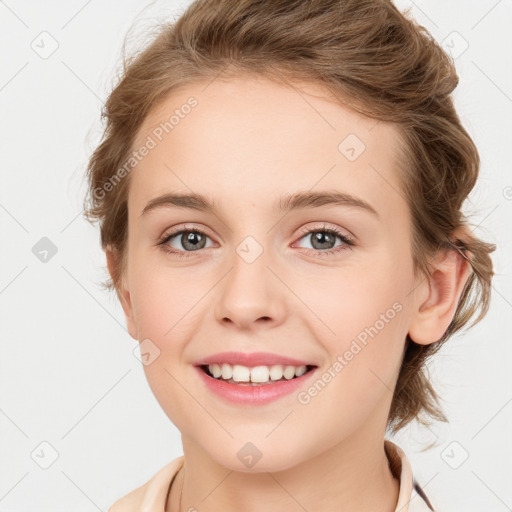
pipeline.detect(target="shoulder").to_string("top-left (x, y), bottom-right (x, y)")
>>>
top-left (108, 456), bottom-right (185, 512)
top-left (108, 484), bottom-right (145, 512)
top-left (410, 480), bottom-right (436, 512)
top-left (385, 440), bottom-right (436, 512)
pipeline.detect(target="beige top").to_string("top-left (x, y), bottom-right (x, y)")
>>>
top-left (108, 440), bottom-right (435, 512)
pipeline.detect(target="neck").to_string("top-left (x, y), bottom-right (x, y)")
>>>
top-left (167, 428), bottom-right (400, 512)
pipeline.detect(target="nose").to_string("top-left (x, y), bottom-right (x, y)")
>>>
top-left (214, 248), bottom-right (287, 331)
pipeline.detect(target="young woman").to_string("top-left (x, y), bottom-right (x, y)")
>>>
top-left (83, 1), bottom-right (495, 510)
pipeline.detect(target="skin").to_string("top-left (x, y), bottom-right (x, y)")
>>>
top-left (106, 74), bottom-right (471, 512)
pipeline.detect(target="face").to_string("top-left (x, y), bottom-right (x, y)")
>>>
top-left (116, 75), bottom-right (423, 472)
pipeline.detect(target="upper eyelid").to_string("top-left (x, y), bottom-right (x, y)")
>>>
top-left (296, 223), bottom-right (353, 238)
top-left (161, 222), bottom-right (353, 246)
top-left (161, 223), bottom-right (216, 242)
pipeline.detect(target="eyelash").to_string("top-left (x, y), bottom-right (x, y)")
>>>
top-left (156, 223), bottom-right (355, 259)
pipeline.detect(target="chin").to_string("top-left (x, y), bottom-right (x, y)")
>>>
top-left (206, 438), bottom-right (308, 474)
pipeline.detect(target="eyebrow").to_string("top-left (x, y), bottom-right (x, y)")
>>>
top-left (140, 190), bottom-right (379, 218)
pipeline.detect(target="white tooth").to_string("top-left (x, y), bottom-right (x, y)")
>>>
top-left (213, 363), bottom-right (307, 382)
top-left (295, 365), bottom-right (307, 377)
top-left (250, 366), bottom-right (270, 383)
top-left (232, 364), bottom-right (250, 382)
top-left (283, 365), bottom-right (296, 380)
top-left (269, 365), bottom-right (284, 381)
top-left (221, 363), bottom-right (233, 380)
top-left (209, 364), bottom-right (222, 378)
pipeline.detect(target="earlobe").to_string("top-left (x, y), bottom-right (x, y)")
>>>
top-left (408, 245), bottom-right (472, 345)
top-left (105, 248), bottom-right (138, 341)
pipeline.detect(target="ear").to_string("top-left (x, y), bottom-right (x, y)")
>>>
top-left (408, 238), bottom-right (472, 345)
top-left (106, 248), bottom-right (138, 341)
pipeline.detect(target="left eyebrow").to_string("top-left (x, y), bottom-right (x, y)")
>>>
top-left (140, 190), bottom-right (379, 219)
top-left (276, 190), bottom-right (379, 218)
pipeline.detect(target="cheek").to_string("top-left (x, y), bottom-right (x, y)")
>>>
top-left (303, 260), bottom-right (406, 337)
top-left (294, 275), bottom-right (408, 437)
top-left (297, 257), bottom-right (410, 382)
top-left (129, 259), bottom-right (205, 340)
top-left (128, 269), bottom-right (202, 428)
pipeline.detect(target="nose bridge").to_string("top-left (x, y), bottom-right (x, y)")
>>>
top-left (214, 234), bottom-right (286, 329)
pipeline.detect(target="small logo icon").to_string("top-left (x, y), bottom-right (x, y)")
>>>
top-left (32, 237), bottom-right (58, 263)
top-left (31, 441), bottom-right (59, 469)
top-left (236, 236), bottom-right (264, 264)
top-left (338, 133), bottom-right (366, 161)
top-left (440, 440), bottom-right (469, 469)
top-left (237, 442), bottom-right (263, 468)
top-left (441, 31), bottom-right (469, 59)
top-left (133, 338), bottom-right (161, 366)
top-left (30, 31), bottom-right (59, 59)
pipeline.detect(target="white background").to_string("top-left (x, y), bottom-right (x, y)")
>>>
top-left (1, 0), bottom-right (511, 510)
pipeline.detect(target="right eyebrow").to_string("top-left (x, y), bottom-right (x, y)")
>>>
top-left (140, 192), bottom-right (220, 217)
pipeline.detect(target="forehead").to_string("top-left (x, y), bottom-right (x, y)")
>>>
top-left (128, 75), bottom-right (405, 219)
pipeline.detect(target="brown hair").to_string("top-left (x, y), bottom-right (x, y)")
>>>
top-left (83, 0), bottom-right (496, 434)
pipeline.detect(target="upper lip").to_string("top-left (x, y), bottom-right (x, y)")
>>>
top-left (193, 351), bottom-right (318, 368)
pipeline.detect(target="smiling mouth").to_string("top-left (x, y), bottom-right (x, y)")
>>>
top-left (199, 364), bottom-right (317, 386)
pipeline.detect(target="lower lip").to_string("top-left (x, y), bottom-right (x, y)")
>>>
top-left (195, 366), bottom-right (317, 405)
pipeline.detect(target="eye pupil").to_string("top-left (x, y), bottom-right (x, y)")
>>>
top-left (311, 231), bottom-right (336, 250)
top-left (182, 231), bottom-right (206, 251)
